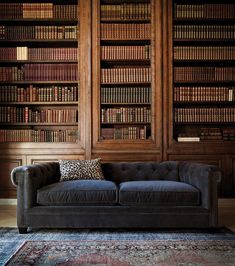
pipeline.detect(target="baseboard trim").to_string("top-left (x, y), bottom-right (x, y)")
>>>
top-left (0, 199), bottom-right (17, 205)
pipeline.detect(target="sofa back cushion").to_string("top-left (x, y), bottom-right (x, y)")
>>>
top-left (101, 161), bottom-right (179, 183)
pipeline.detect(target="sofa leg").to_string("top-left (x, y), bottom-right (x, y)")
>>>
top-left (18, 227), bottom-right (27, 234)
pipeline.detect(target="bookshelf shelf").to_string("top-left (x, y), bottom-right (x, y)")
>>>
top-left (101, 38), bottom-right (150, 42)
top-left (101, 0), bottom-right (150, 4)
top-left (0, 123), bottom-right (78, 126)
top-left (102, 122), bottom-right (151, 125)
top-left (101, 40), bottom-right (151, 46)
top-left (0, 19), bottom-right (78, 24)
top-left (173, 18), bottom-right (235, 24)
top-left (174, 102), bottom-right (235, 106)
top-left (0, 102), bottom-right (78, 106)
top-left (99, 139), bottom-right (152, 143)
top-left (101, 82), bottom-right (151, 86)
top-left (0, 81), bottom-right (78, 85)
top-left (0, 60), bottom-right (78, 64)
top-left (0, 141), bottom-right (78, 144)
top-left (174, 39), bottom-right (235, 44)
top-left (174, 122), bottom-right (235, 125)
top-left (173, 81), bottom-right (235, 85)
top-left (101, 19), bottom-right (151, 23)
top-left (174, 60), bottom-right (235, 65)
top-left (0, 40), bottom-right (77, 43)
top-left (101, 103), bottom-right (151, 106)
top-left (101, 60), bottom-right (151, 66)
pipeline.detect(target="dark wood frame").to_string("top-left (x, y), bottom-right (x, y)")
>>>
top-left (91, 0), bottom-right (163, 162)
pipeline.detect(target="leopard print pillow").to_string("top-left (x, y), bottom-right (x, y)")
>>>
top-left (59, 158), bottom-right (104, 181)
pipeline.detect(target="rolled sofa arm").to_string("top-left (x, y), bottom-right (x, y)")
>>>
top-left (11, 162), bottom-right (60, 232)
top-left (11, 162), bottom-right (60, 208)
top-left (179, 161), bottom-right (221, 227)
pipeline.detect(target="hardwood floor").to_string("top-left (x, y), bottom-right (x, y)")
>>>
top-left (0, 205), bottom-right (17, 228)
top-left (0, 199), bottom-right (234, 232)
top-left (218, 198), bottom-right (235, 232)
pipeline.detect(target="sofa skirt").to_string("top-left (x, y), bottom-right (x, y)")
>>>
top-left (24, 205), bottom-right (213, 229)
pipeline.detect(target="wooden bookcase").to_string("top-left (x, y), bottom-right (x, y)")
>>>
top-left (172, 1), bottom-right (235, 142)
top-left (164, 0), bottom-right (235, 197)
top-left (91, 0), bottom-right (162, 158)
top-left (0, 1), bottom-right (80, 144)
top-left (0, 0), bottom-right (91, 198)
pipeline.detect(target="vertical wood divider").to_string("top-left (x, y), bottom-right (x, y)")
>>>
top-left (80, 0), bottom-right (92, 159)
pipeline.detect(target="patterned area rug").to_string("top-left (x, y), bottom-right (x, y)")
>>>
top-left (5, 239), bottom-right (235, 265)
top-left (1, 227), bottom-right (235, 266)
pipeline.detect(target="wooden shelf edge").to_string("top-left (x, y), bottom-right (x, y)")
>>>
top-left (0, 102), bottom-right (78, 105)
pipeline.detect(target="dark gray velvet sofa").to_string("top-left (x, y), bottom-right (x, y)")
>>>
top-left (11, 161), bottom-right (221, 233)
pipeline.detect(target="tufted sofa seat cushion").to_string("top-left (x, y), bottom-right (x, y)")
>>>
top-left (119, 181), bottom-right (200, 206)
top-left (102, 161), bottom-right (179, 184)
top-left (37, 180), bottom-right (118, 206)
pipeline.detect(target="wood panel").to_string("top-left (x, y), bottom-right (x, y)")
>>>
top-left (167, 154), bottom-right (223, 167)
top-left (0, 156), bottom-right (26, 198)
top-left (27, 155), bottom-right (85, 165)
top-left (225, 156), bottom-right (235, 197)
top-left (92, 151), bottom-right (161, 162)
top-left (80, 0), bottom-right (92, 158)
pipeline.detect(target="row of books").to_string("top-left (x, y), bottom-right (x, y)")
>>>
top-left (0, 129), bottom-right (78, 143)
top-left (0, 85), bottom-right (78, 103)
top-left (174, 67), bottom-right (235, 82)
top-left (0, 3), bottom-right (78, 19)
top-left (174, 4), bottom-right (235, 19)
top-left (101, 45), bottom-right (151, 60)
top-left (101, 67), bottom-right (151, 84)
top-left (101, 3), bottom-right (151, 20)
top-left (0, 47), bottom-right (78, 61)
top-left (0, 26), bottom-right (78, 40)
top-left (174, 107), bottom-right (235, 123)
top-left (101, 126), bottom-right (149, 140)
top-left (101, 24), bottom-right (150, 39)
top-left (200, 127), bottom-right (222, 140)
top-left (201, 128), bottom-right (235, 141)
top-left (174, 46), bottom-right (235, 60)
top-left (177, 127), bottom-right (235, 142)
top-left (101, 87), bottom-right (151, 104)
top-left (101, 107), bottom-right (151, 123)
top-left (174, 86), bottom-right (235, 102)
top-left (0, 107), bottom-right (77, 123)
top-left (177, 135), bottom-right (200, 142)
top-left (223, 128), bottom-right (235, 141)
top-left (178, 128), bottom-right (223, 142)
top-left (173, 25), bottom-right (235, 39)
top-left (0, 64), bottom-right (78, 81)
